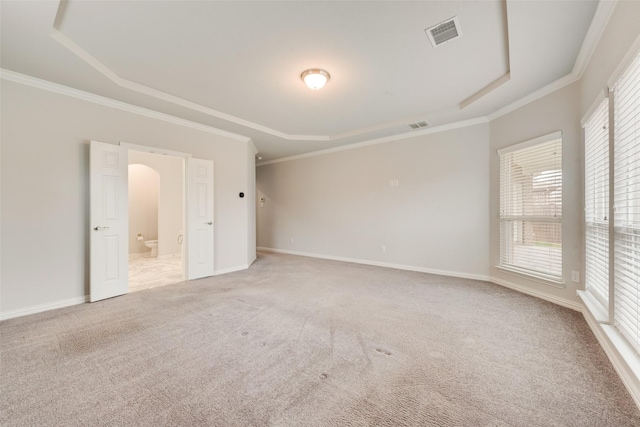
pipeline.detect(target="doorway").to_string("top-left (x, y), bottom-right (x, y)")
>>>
top-left (127, 151), bottom-right (185, 292)
top-left (89, 140), bottom-right (215, 302)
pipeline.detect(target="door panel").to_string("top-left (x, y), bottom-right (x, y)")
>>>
top-left (90, 141), bottom-right (128, 302)
top-left (187, 158), bottom-right (214, 279)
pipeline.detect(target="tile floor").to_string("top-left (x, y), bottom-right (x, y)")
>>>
top-left (128, 254), bottom-right (183, 293)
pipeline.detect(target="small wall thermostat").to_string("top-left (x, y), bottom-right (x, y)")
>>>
top-left (239, 192), bottom-right (245, 198)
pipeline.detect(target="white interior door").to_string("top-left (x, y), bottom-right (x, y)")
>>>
top-left (90, 141), bottom-right (128, 302)
top-left (187, 158), bottom-right (214, 279)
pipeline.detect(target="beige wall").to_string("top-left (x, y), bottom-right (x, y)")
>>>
top-left (0, 80), bottom-right (255, 314)
top-left (489, 82), bottom-right (583, 304)
top-left (488, 1), bottom-right (640, 307)
top-left (128, 164), bottom-right (159, 254)
top-left (580, 0), bottom-right (640, 117)
top-left (257, 123), bottom-right (490, 278)
top-left (129, 151), bottom-right (185, 257)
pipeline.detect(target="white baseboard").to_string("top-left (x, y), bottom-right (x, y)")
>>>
top-left (489, 276), bottom-right (582, 311)
top-left (214, 264), bottom-right (249, 276)
top-left (0, 295), bottom-right (89, 321)
top-left (2, 261), bottom-right (248, 320)
top-left (578, 291), bottom-right (640, 411)
top-left (257, 247), bottom-right (491, 282)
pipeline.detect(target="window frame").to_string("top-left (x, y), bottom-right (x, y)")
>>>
top-left (611, 50), bottom-right (640, 354)
top-left (498, 131), bottom-right (564, 286)
top-left (583, 98), bottom-right (611, 312)
top-left (581, 47), bottom-right (640, 357)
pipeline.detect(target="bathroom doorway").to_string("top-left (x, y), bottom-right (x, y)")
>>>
top-left (127, 150), bottom-right (185, 292)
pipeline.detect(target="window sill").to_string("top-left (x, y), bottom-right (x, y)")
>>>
top-left (577, 290), bottom-right (608, 323)
top-left (578, 291), bottom-right (640, 405)
top-left (495, 265), bottom-right (565, 288)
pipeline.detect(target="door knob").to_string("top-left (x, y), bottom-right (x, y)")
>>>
top-left (93, 226), bottom-right (110, 231)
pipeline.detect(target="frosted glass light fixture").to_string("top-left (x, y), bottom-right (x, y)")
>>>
top-left (301, 69), bottom-right (330, 90)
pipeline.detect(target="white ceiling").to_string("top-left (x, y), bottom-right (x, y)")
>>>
top-left (1, 1), bottom-right (601, 161)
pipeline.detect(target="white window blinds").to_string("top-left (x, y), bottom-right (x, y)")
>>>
top-left (613, 51), bottom-right (640, 352)
top-left (585, 99), bottom-right (610, 309)
top-left (499, 135), bottom-right (562, 282)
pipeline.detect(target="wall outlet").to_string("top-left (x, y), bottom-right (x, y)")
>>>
top-left (290, 237), bottom-right (294, 243)
top-left (389, 179), bottom-right (399, 187)
top-left (571, 271), bottom-right (579, 283)
top-left (381, 244), bottom-right (386, 252)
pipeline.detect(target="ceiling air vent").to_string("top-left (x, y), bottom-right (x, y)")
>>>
top-left (425, 16), bottom-right (462, 47)
top-left (407, 120), bottom-right (429, 130)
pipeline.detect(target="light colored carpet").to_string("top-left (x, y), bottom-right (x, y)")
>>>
top-left (1, 251), bottom-right (639, 426)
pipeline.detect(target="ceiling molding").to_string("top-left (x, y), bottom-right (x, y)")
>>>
top-left (249, 140), bottom-right (259, 155)
top-left (488, 0), bottom-right (617, 122)
top-left (572, 0), bottom-right (618, 79)
top-left (0, 68), bottom-right (251, 143)
top-left (257, 117), bottom-right (489, 167)
top-left (48, 0), bottom-right (515, 144)
top-left (486, 72), bottom-right (579, 121)
top-left (460, 72), bottom-right (511, 109)
top-left (3, 1), bottom-right (615, 165)
top-left (460, 0), bottom-right (511, 109)
top-left (49, 30), bottom-right (316, 143)
top-left (607, 32), bottom-right (640, 90)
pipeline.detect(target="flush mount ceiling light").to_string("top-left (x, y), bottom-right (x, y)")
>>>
top-left (301, 69), bottom-right (330, 90)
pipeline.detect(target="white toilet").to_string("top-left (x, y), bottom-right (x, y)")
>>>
top-left (144, 240), bottom-right (158, 257)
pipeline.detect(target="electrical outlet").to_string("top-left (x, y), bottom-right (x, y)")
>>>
top-left (571, 271), bottom-right (579, 283)
top-left (381, 244), bottom-right (386, 252)
top-left (290, 237), bottom-right (294, 243)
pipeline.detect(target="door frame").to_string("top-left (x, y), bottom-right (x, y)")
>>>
top-left (120, 142), bottom-right (204, 281)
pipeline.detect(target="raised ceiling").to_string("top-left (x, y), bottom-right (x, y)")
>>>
top-left (1, 1), bottom-right (602, 161)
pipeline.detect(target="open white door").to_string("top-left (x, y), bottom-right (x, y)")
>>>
top-left (90, 141), bottom-right (128, 302)
top-left (186, 158), bottom-right (214, 279)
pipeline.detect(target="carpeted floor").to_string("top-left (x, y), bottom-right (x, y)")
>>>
top-left (1, 251), bottom-right (639, 426)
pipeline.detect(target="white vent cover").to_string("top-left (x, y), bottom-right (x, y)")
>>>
top-left (407, 120), bottom-right (429, 130)
top-left (425, 16), bottom-right (462, 47)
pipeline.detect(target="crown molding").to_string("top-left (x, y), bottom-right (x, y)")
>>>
top-left (257, 117), bottom-right (489, 166)
top-left (47, 0), bottom-right (522, 145)
top-left (572, 0), bottom-right (618, 80)
top-left (607, 33), bottom-right (640, 90)
top-left (460, 72), bottom-right (511, 110)
top-left (487, 73), bottom-right (579, 122)
top-left (50, 19), bottom-right (492, 146)
top-left (0, 68), bottom-right (251, 143)
top-left (488, 0), bottom-right (617, 122)
top-left (49, 28), bottom-right (316, 142)
top-left (249, 139), bottom-right (259, 155)
top-left (5, 0), bottom-right (619, 163)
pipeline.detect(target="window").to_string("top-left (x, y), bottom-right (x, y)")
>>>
top-left (499, 133), bottom-right (563, 283)
top-left (583, 50), bottom-right (640, 354)
top-left (613, 51), bottom-right (640, 352)
top-left (584, 99), bottom-right (610, 309)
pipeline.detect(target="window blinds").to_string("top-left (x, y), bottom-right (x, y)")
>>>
top-left (585, 99), bottom-right (610, 309)
top-left (500, 137), bottom-right (562, 281)
top-left (613, 52), bottom-right (640, 352)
